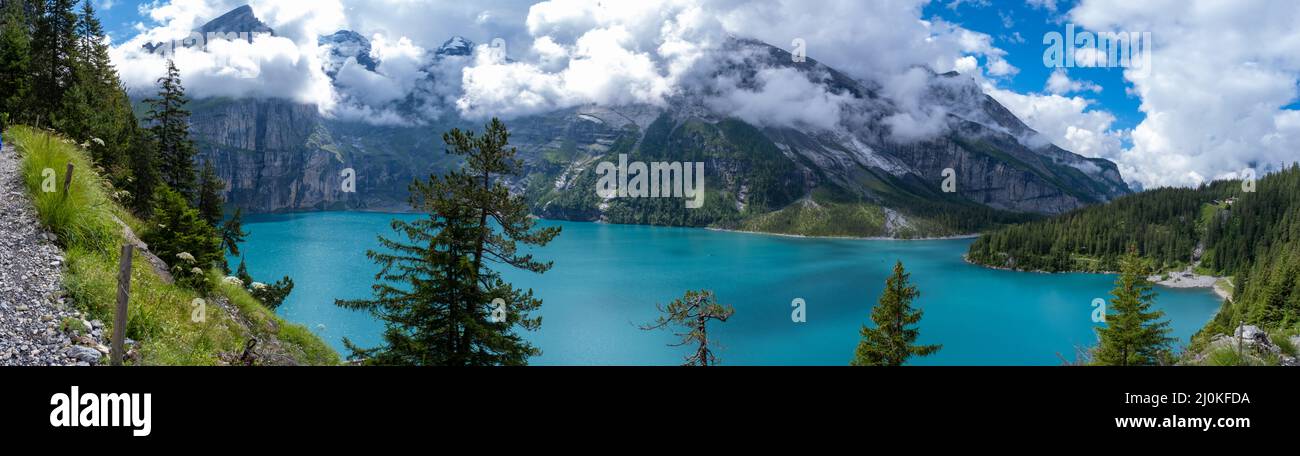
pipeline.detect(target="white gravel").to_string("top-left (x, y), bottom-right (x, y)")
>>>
top-left (0, 142), bottom-right (87, 366)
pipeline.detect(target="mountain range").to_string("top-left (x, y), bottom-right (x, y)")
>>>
top-left (158, 5), bottom-right (1131, 238)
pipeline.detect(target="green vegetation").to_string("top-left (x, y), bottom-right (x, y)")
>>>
top-left (10, 126), bottom-right (336, 365)
top-left (338, 119), bottom-right (561, 366)
top-left (739, 192), bottom-right (890, 237)
top-left (851, 261), bottom-right (941, 366)
top-left (970, 164), bottom-right (1300, 363)
top-left (529, 113), bottom-right (1038, 238)
top-left (1273, 331), bottom-right (1297, 357)
top-left (967, 184), bottom-right (1228, 273)
top-left (0, 0), bottom-right (30, 125)
top-left (144, 59), bottom-right (198, 198)
top-left (143, 186), bottom-right (221, 290)
top-left (639, 290), bottom-right (734, 366)
top-left (0, 1), bottom-right (332, 365)
top-left (1093, 247), bottom-right (1175, 365)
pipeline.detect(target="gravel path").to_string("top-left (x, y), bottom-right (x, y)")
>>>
top-left (0, 142), bottom-right (88, 366)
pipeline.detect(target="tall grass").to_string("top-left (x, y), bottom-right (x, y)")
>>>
top-left (8, 126), bottom-right (337, 365)
top-left (11, 126), bottom-right (119, 252)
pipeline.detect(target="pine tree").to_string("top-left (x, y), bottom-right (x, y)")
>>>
top-left (235, 256), bottom-right (253, 286)
top-left (0, 0), bottom-right (31, 123)
top-left (250, 277), bottom-right (294, 311)
top-left (127, 127), bottom-right (160, 216)
top-left (220, 207), bottom-right (248, 257)
top-left (142, 186), bottom-right (221, 290)
top-left (639, 289), bottom-right (735, 366)
top-left (1093, 246), bottom-right (1174, 366)
top-left (852, 261), bottom-right (941, 366)
top-left (144, 59), bottom-right (197, 198)
top-left (197, 160), bottom-right (224, 227)
top-left (337, 118), bottom-right (561, 366)
top-left (29, 0), bottom-right (78, 122)
top-left (58, 0), bottom-right (134, 172)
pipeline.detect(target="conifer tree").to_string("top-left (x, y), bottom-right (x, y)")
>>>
top-left (250, 277), bottom-right (294, 311)
top-left (29, 0), bottom-right (78, 122)
top-left (220, 207), bottom-right (248, 257)
top-left (142, 186), bottom-right (221, 290)
top-left (127, 127), bottom-right (160, 216)
top-left (235, 257), bottom-right (253, 286)
top-left (852, 261), bottom-right (941, 366)
top-left (639, 289), bottom-right (735, 366)
top-left (144, 59), bottom-right (197, 198)
top-left (197, 160), bottom-right (224, 226)
top-left (1093, 246), bottom-right (1174, 366)
top-left (0, 0), bottom-right (31, 123)
top-left (59, 0), bottom-right (134, 172)
top-left (337, 118), bottom-right (561, 366)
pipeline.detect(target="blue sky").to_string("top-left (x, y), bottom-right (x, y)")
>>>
top-left (95, 0), bottom-right (144, 41)
top-left (922, 1), bottom-right (1141, 133)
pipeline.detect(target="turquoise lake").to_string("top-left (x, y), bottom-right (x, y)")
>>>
top-left (231, 211), bottom-right (1223, 365)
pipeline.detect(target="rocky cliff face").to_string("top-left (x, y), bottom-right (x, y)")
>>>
top-left (189, 98), bottom-right (461, 213)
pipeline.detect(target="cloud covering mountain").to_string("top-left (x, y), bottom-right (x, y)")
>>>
top-left (108, 0), bottom-right (1300, 190)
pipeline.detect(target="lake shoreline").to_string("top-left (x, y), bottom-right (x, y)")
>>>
top-left (962, 257), bottom-right (1231, 302)
top-left (242, 209), bottom-right (983, 242)
top-left (704, 227), bottom-right (981, 242)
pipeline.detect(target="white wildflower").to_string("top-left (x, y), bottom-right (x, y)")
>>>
top-left (91, 138), bottom-right (105, 147)
top-left (222, 276), bottom-right (244, 287)
top-left (250, 282), bottom-right (268, 291)
top-left (176, 252), bottom-right (196, 263)
top-left (190, 267), bottom-right (204, 275)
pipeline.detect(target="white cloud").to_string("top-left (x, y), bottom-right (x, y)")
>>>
top-left (1069, 0), bottom-right (1300, 188)
top-left (707, 67), bottom-right (854, 131)
top-left (1026, 0), bottom-right (1058, 12)
top-left (115, 0), bottom-right (1024, 138)
top-left (456, 0), bottom-right (1018, 130)
top-left (457, 0), bottom-right (722, 119)
top-left (1045, 68), bottom-right (1102, 94)
top-left (986, 86), bottom-right (1126, 163)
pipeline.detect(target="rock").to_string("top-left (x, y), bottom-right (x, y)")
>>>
top-left (64, 346), bottom-right (101, 364)
top-left (1234, 325), bottom-right (1265, 340)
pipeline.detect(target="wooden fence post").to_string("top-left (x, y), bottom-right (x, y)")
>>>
top-left (62, 163), bottom-right (74, 197)
top-left (111, 244), bottom-right (134, 366)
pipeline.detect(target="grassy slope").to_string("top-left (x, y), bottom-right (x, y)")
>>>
top-left (9, 126), bottom-right (337, 365)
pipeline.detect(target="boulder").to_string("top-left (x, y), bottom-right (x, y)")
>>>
top-left (1234, 325), bottom-right (1265, 340)
top-left (64, 346), bottom-right (101, 364)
